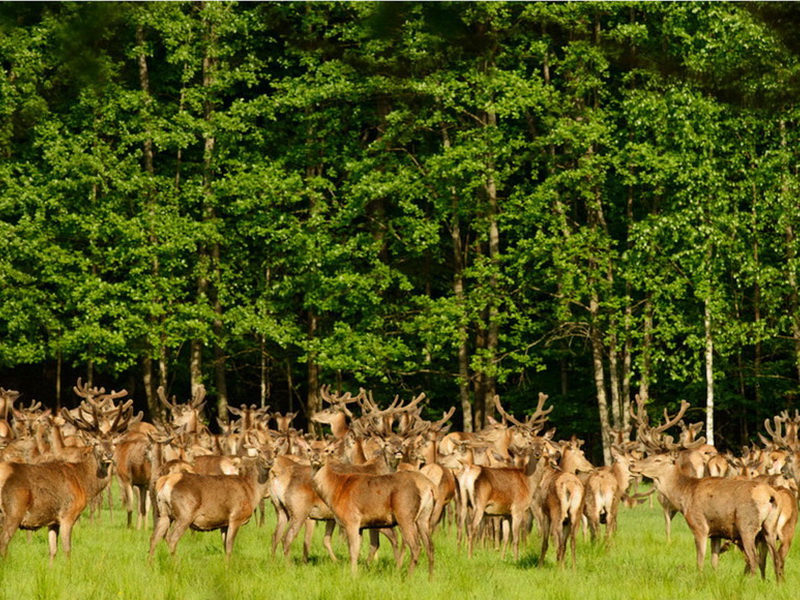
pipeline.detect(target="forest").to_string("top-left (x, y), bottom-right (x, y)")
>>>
top-left (1, 1), bottom-right (799, 464)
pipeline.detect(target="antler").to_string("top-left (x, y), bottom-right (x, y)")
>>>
top-left (526, 392), bottom-right (554, 431)
top-left (190, 385), bottom-right (207, 409)
top-left (157, 386), bottom-right (177, 410)
top-left (653, 400), bottom-right (690, 434)
top-left (493, 395), bottom-right (526, 428)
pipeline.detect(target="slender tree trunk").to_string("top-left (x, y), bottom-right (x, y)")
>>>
top-left (307, 311), bottom-right (321, 437)
top-left (484, 140), bottom-right (500, 425)
top-left (704, 297), bottom-right (715, 446)
top-left (55, 348), bottom-right (62, 410)
top-left (441, 126), bottom-right (473, 432)
top-left (779, 120), bottom-right (800, 382)
top-left (590, 293), bottom-right (612, 466)
top-left (136, 21), bottom-right (163, 421)
top-left (452, 212), bottom-right (473, 432)
top-left (260, 335), bottom-right (269, 409)
top-left (638, 296), bottom-right (653, 403)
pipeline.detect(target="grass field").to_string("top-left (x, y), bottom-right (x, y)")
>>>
top-left (0, 492), bottom-right (796, 600)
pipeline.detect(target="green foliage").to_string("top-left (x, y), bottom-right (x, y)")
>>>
top-left (1, 2), bottom-right (799, 446)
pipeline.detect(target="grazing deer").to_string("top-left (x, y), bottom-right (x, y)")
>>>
top-left (150, 453), bottom-right (272, 558)
top-left (0, 398), bottom-right (131, 563)
top-left (311, 457), bottom-right (435, 577)
top-left (631, 452), bottom-right (780, 578)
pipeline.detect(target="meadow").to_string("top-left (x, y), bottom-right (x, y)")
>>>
top-left (0, 491), bottom-right (796, 600)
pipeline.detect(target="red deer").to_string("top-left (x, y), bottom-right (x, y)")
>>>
top-left (149, 453), bottom-right (272, 558)
top-left (0, 399), bottom-right (131, 563)
top-left (115, 431), bottom-right (154, 529)
top-left (530, 445), bottom-right (585, 568)
top-left (631, 452), bottom-right (780, 578)
top-left (453, 395), bottom-right (556, 560)
top-left (312, 457), bottom-right (435, 577)
top-left (269, 454), bottom-right (339, 563)
top-left (582, 447), bottom-right (633, 542)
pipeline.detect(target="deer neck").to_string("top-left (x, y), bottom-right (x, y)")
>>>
top-left (328, 413), bottom-right (349, 440)
top-left (612, 460), bottom-right (632, 494)
top-left (75, 450), bottom-right (113, 501)
top-left (649, 464), bottom-right (696, 512)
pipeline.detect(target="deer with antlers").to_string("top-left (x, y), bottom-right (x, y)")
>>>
top-left (457, 394), bottom-right (558, 562)
top-left (631, 397), bottom-right (784, 579)
top-left (0, 389), bottom-right (133, 562)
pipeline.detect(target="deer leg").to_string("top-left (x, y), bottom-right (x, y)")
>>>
top-left (150, 515), bottom-right (172, 556)
top-left (430, 495), bottom-right (445, 534)
top-left (501, 517), bottom-right (512, 560)
top-left (271, 506), bottom-right (288, 556)
top-left (739, 532), bottom-right (759, 577)
top-left (569, 520), bottom-right (579, 569)
top-left (511, 512), bottom-right (522, 562)
top-left (224, 523), bottom-right (240, 558)
top-left (60, 519), bottom-right (76, 560)
top-left (321, 520), bottom-right (337, 562)
top-left (418, 521), bottom-right (435, 580)
top-left (467, 502), bottom-right (484, 559)
top-left (122, 480), bottom-right (134, 528)
top-left (165, 518), bottom-right (191, 555)
top-left (48, 525), bottom-right (59, 565)
top-left (282, 513), bottom-right (309, 560)
top-left (691, 528), bottom-right (709, 573)
top-left (137, 485), bottom-right (148, 530)
top-left (301, 519), bottom-right (315, 563)
top-left (380, 528), bottom-right (403, 567)
top-left (221, 526), bottom-right (229, 557)
top-left (0, 505), bottom-right (23, 557)
top-left (553, 520), bottom-right (566, 568)
top-left (538, 515), bottom-right (551, 567)
top-left (710, 537), bottom-right (722, 569)
top-left (366, 529), bottom-right (381, 565)
top-left (344, 522), bottom-right (361, 575)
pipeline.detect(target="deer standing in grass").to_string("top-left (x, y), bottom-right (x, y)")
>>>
top-left (0, 389), bottom-right (132, 563)
top-left (631, 397), bottom-right (784, 579)
top-left (632, 452), bottom-right (780, 578)
top-left (149, 452), bottom-right (272, 558)
top-left (311, 455), bottom-right (436, 577)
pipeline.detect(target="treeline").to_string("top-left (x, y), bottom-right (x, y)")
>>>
top-left (1, 2), bottom-right (799, 463)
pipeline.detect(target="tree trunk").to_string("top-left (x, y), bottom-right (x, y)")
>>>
top-left (136, 21), bottom-right (163, 422)
top-left (590, 294), bottom-right (612, 466)
top-left (638, 296), bottom-right (653, 403)
top-left (704, 297), bottom-right (715, 447)
top-left (307, 311), bottom-right (321, 437)
top-left (442, 125), bottom-right (473, 433)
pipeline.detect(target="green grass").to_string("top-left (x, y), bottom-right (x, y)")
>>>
top-left (0, 493), bottom-right (797, 600)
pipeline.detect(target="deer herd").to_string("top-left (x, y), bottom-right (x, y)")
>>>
top-left (0, 381), bottom-right (797, 582)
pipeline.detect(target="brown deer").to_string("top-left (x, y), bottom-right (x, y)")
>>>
top-left (158, 385), bottom-right (208, 436)
top-left (311, 456), bottom-right (435, 577)
top-left (582, 446), bottom-right (633, 542)
top-left (629, 395), bottom-right (696, 541)
top-left (0, 388), bottom-right (20, 444)
top-left (150, 453), bottom-right (272, 558)
top-left (269, 453), bottom-right (340, 563)
top-left (0, 400), bottom-right (131, 563)
top-left (631, 452), bottom-right (780, 578)
top-left (530, 444), bottom-right (585, 568)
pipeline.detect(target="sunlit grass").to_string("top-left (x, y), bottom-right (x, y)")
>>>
top-left (0, 489), bottom-right (797, 600)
